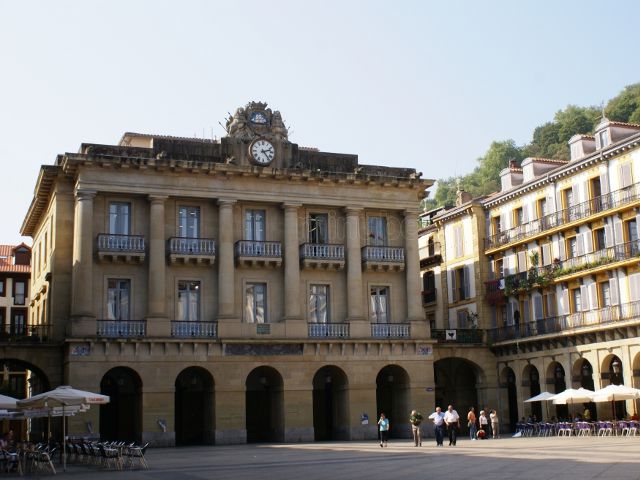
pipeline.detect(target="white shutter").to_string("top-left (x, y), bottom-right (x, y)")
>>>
top-left (636, 214), bottom-right (640, 239)
top-left (542, 244), bottom-right (552, 266)
top-left (620, 164), bottom-right (632, 188)
top-left (522, 204), bottom-right (529, 224)
top-left (610, 277), bottom-right (619, 305)
top-left (576, 233), bottom-right (585, 257)
top-left (500, 213), bottom-right (508, 231)
top-left (580, 285), bottom-right (589, 311)
top-left (558, 237), bottom-right (566, 261)
top-left (518, 251), bottom-right (527, 273)
top-left (572, 184), bottom-right (580, 204)
top-left (560, 289), bottom-right (570, 315)
top-left (588, 283), bottom-right (598, 310)
top-left (533, 295), bottom-right (544, 320)
top-left (605, 224), bottom-right (614, 248)
top-left (600, 172), bottom-right (610, 195)
top-left (614, 221), bottom-right (624, 245)
top-left (629, 274), bottom-right (640, 302)
top-left (583, 231), bottom-right (594, 253)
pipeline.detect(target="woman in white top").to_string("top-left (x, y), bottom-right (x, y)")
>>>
top-left (479, 410), bottom-right (489, 439)
top-left (490, 410), bottom-right (500, 438)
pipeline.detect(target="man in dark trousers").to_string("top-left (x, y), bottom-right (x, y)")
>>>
top-left (409, 410), bottom-right (424, 446)
top-left (444, 404), bottom-right (460, 446)
top-left (428, 406), bottom-right (446, 446)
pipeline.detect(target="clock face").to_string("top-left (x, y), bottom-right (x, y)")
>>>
top-left (250, 139), bottom-right (275, 165)
top-left (250, 111), bottom-right (269, 124)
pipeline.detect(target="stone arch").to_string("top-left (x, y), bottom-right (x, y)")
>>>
top-left (376, 365), bottom-right (410, 439)
top-left (546, 361), bottom-right (568, 419)
top-left (600, 354), bottom-right (626, 419)
top-left (100, 367), bottom-right (143, 443)
top-left (175, 366), bottom-right (215, 446)
top-left (522, 364), bottom-right (542, 421)
top-left (312, 365), bottom-right (349, 441)
top-left (499, 366), bottom-right (518, 432)
top-left (572, 358), bottom-right (597, 421)
top-left (435, 357), bottom-right (484, 412)
top-left (245, 366), bottom-right (284, 443)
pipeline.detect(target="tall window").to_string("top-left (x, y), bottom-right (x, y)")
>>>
top-left (244, 210), bottom-right (266, 241)
top-left (599, 282), bottom-right (611, 308)
top-left (367, 216), bottom-right (387, 246)
top-left (594, 228), bottom-right (606, 251)
top-left (109, 202), bottom-right (131, 235)
top-left (178, 206), bottom-right (200, 238)
top-left (537, 198), bottom-right (547, 219)
top-left (309, 213), bottom-right (328, 244)
top-left (571, 288), bottom-right (582, 313)
top-left (563, 189), bottom-right (574, 209)
top-left (492, 216), bottom-right (501, 235)
top-left (0, 308), bottom-right (4, 333)
top-left (514, 207), bottom-right (523, 226)
top-left (177, 281), bottom-right (200, 321)
top-left (0, 279), bottom-right (4, 297)
top-left (370, 287), bottom-right (389, 323)
top-left (453, 225), bottom-right (464, 258)
top-left (451, 267), bottom-right (469, 302)
top-left (626, 219), bottom-right (638, 243)
top-left (107, 279), bottom-right (131, 320)
top-left (13, 281), bottom-right (25, 305)
top-left (10, 310), bottom-right (26, 335)
top-left (567, 236), bottom-right (578, 259)
top-left (245, 283), bottom-right (267, 323)
top-left (598, 130), bottom-right (609, 148)
top-left (309, 284), bottom-right (330, 323)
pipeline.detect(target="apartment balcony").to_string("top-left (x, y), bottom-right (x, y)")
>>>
top-left (171, 320), bottom-right (217, 338)
top-left (0, 324), bottom-right (52, 343)
top-left (419, 242), bottom-right (442, 267)
top-left (361, 246), bottom-right (405, 272)
top-left (299, 243), bottom-right (345, 270)
top-left (487, 300), bottom-right (640, 344)
top-left (308, 322), bottom-right (350, 338)
top-left (97, 233), bottom-right (146, 263)
top-left (485, 182), bottom-right (640, 252)
top-left (422, 289), bottom-right (437, 305)
top-left (168, 237), bottom-right (216, 266)
top-left (234, 240), bottom-right (282, 268)
top-left (431, 328), bottom-right (484, 344)
top-left (96, 319), bottom-right (147, 338)
top-left (371, 323), bottom-right (411, 338)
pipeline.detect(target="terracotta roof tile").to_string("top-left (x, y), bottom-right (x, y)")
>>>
top-left (0, 244), bottom-right (31, 274)
top-left (609, 120), bottom-right (640, 129)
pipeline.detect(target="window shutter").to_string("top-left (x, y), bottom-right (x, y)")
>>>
top-left (572, 184), bottom-right (580, 204)
top-left (547, 293), bottom-right (556, 317)
top-left (542, 244), bottom-right (551, 266)
top-left (450, 270), bottom-right (457, 302)
top-left (464, 265), bottom-right (471, 299)
top-left (558, 236), bottom-right (566, 261)
top-left (561, 289), bottom-right (570, 315)
top-left (576, 233), bottom-right (585, 257)
top-left (604, 224), bottom-right (614, 248)
top-left (609, 277), bottom-right (619, 305)
top-left (506, 301), bottom-right (513, 325)
top-left (600, 172), bottom-right (610, 195)
top-left (588, 283), bottom-right (598, 310)
top-left (620, 164), bottom-right (632, 188)
top-left (636, 214), bottom-right (640, 239)
top-left (522, 204), bottom-right (529, 224)
top-left (533, 295), bottom-right (544, 320)
top-left (518, 251), bottom-right (527, 273)
top-left (580, 286), bottom-right (589, 311)
top-left (613, 221), bottom-right (624, 245)
top-left (583, 231), bottom-right (593, 254)
top-left (629, 274), bottom-right (640, 303)
top-left (523, 298), bottom-right (530, 323)
top-left (500, 212), bottom-right (507, 232)
top-left (455, 227), bottom-right (462, 257)
top-left (457, 310), bottom-right (467, 328)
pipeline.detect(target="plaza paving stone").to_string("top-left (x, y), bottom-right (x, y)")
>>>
top-left (18, 436), bottom-right (640, 479)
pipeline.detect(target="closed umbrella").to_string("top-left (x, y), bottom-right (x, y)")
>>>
top-left (17, 386), bottom-right (109, 471)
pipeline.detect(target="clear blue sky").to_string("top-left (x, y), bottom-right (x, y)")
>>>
top-left (1, 0), bottom-right (639, 244)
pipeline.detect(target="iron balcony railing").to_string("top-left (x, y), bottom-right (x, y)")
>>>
top-left (487, 300), bottom-right (640, 343)
top-left (485, 182), bottom-right (640, 250)
top-left (234, 240), bottom-right (282, 258)
top-left (96, 319), bottom-right (147, 338)
top-left (431, 329), bottom-right (484, 344)
top-left (171, 320), bottom-right (217, 338)
top-left (371, 323), bottom-right (411, 338)
top-left (299, 243), bottom-right (345, 260)
top-left (168, 237), bottom-right (216, 255)
top-left (0, 324), bottom-right (52, 343)
top-left (422, 289), bottom-right (437, 304)
top-left (97, 233), bottom-right (146, 252)
top-left (361, 246), bottom-right (405, 262)
top-left (308, 323), bottom-right (350, 338)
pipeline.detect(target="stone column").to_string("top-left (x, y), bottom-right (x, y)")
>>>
top-left (146, 195), bottom-right (169, 336)
top-left (217, 199), bottom-right (236, 321)
top-left (404, 210), bottom-right (426, 335)
top-left (345, 208), bottom-right (365, 323)
top-left (70, 189), bottom-right (96, 336)
top-left (283, 203), bottom-right (302, 321)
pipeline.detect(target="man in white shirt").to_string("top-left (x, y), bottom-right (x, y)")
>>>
top-left (428, 406), bottom-right (446, 446)
top-left (444, 404), bottom-right (460, 446)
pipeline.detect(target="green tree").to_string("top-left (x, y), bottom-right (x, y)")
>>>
top-left (606, 83), bottom-right (640, 124)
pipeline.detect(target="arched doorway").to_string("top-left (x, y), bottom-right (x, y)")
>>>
top-left (435, 358), bottom-right (481, 434)
top-left (100, 367), bottom-right (142, 443)
top-left (547, 362), bottom-right (568, 419)
top-left (573, 359), bottom-right (596, 421)
top-left (312, 366), bottom-right (349, 441)
top-left (523, 365), bottom-right (541, 421)
top-left (175, 367), bottom-right (214, 445)
top-left (499, 367), bottom-right (518, 432)
top-left (376, 365), bottom-right (410, 438)
top-left (0, 359), bottom-right (50, 442)
top-left (245, 366), bottom-right (284, 443)
top-left (604, 355), bottom-right (626, 419)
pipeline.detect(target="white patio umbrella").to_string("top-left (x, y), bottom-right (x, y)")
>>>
top-left (524, 391), bottom-right (556, 421)
top-left (549, 388), bottom-right (595, 416)
top-left (591, 384), bottom-right (640, 419)
top-left (0, 393), bottom-right (19, 409)
top-left (17, 386), bottom-right (109, 471)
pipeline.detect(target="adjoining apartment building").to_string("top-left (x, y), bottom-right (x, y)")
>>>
top-left (420, 117), bottom-right (640, 430)
top-left (18, 101), bottom-right (434, 446)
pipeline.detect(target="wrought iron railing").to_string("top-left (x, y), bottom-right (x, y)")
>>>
top-left (431, 328), bottom-right (484, 344)
top-left (97, 234), bottom-right (146, 252)
top-left (0, 324), bottom-right (52, 343)
top-left (487, 300), bottom-right (640, 343)
top-left (299, 243), bottom-right (345, 260)
top-left (168, 237), bottom-right (216, 255)
top-left (371, 323), bottom-right (411, 338)
top-left (361, 246), bottom-right (405, 262)
top-left (171, 320), bottom-right (217, 338)
top-left (485, 182), bottom-right (640, 250)
top-left (96, 319), bottom-right (146, 338)
top-left (234, 240), bottom-right (282, 257)
top-left (308, 323), bottom-right (350, 338)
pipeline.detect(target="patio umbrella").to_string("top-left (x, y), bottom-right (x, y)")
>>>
top-left (591, 384), bottom-right (640, 419)
top-left (524, 391), bottom-right (555, 421)
top-left (550, 388), bottom-right (595, 418)
top-left (0, 393), bottom-right (19, 409)
top-left (17, 386), bottom-right (109, 471)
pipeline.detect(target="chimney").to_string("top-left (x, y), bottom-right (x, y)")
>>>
top-left (456, 189), bottom-right (472, 207)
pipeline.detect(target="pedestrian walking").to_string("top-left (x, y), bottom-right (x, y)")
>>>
top-left (468, 407), bottom-right (477, 440)
top-left (378, 413), bottom-right (390, 447)
top-left (490, 410), bottom-right (500, 438)
top-left (428, 406), bottom-right (446, 446)
top-left (409, 410), bottom-right (423, 446)
top-left (444, 405), bottom-right (460, 446)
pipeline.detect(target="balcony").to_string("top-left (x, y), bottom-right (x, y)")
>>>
top-left (308, 323), bottom-right (350, 338)
top-left (299, 243), bottom-right (345, 270)
top-left (235, 240), bottom-right (282, 268)
top-left (371, 323), bottom-right (411, 338)
top-left (97, 234), bottom-right (146, 263)
top-left (0, 324), bottom-right (52, 343)
top-left (554, 239), bottom-right (640, 281)
top-left (171, 320), bottom-right (217, 338)
top-left (431, 328), bottom-right (484, 344)
top-left (361, 246), bottom-right (405, 272)
top-left (96, 319), bottom-right (146, 338)
top-left (487, 300), bottom-right (640, 343)
top-left (168, 237), bottom-right (216, 266)
top-left (485, 182), bottom-right (640, 251)
top-left (422, 289), bottom-right (437, 305)
top-left (420, 242), bottom-right (442, 267)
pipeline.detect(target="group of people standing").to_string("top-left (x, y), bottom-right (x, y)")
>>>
top-left (377, 406), bottom-right (500, 447)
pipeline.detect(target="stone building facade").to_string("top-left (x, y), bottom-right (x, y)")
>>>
top-left (19, 102), bottom-right (434, 445)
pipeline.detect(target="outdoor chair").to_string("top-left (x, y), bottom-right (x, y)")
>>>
top-left (619, 421), bottom-right (630, 436)
top-left (556, 422), bottom-right (572, 436)
top-left (628, 421), bottom-right (638, 436)
top-left (576, 422), bottom-right (591, 436)
top-left (125, 442), bottom-right (149, 470)
top-left (98, 443), bottom-right (123, 470)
